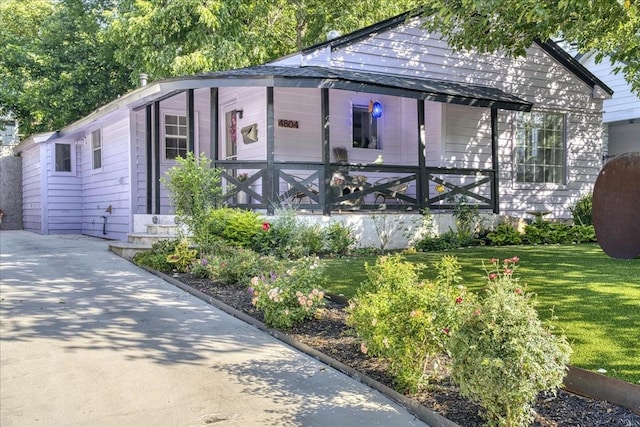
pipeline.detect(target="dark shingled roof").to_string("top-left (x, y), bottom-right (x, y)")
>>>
top-left (190, 65), bottom-right (533, 111)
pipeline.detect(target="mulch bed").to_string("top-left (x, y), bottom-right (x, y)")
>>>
top-left (177, 273), bottom-right (640, 427)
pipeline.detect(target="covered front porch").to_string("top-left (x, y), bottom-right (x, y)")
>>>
top-left (133, 65), bottom-right (532, 218)
top-left (219, 160), bottom-right (498, 215)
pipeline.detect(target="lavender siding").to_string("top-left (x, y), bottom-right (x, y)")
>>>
top-left (132, 88), bottom-right (214, 216)
top-left (20, 144), bottom-right (43, 233)
top-left (43, 141), bottom-right (82, 234)
top-left (285, 17), bottom-right (606, 218)
top-left (81, 114), bottom-right (131, 241)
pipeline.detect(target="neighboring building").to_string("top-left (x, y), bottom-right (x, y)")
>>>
top-left (0, 114), bottom-right (23, 230)
top-left (13, 10), bottom-right (612, 242)
top-left (0, 115), bottom-right (19, 148)
top-left (575, 52), bottom-right (640, 158)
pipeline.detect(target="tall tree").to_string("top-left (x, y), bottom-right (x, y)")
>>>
top-left (0, 0), bottom-right (134, 136)
top-left (106, 0), bottom-right (421, 81)
top-left (420, 0), bottom-right (640, 94)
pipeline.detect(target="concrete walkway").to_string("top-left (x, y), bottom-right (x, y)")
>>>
top-left (0, 231), bottom-right (426, 427)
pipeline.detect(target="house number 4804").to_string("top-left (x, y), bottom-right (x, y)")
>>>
top-left (278, 119), bottom-right (299, 128)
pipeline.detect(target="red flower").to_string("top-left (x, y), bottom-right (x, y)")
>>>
top-left (443, 328), bottom-right (450, 335)
top-left (455, 297), bottom-right (463, 304)
top-left (262, 222), bottom-right (270, 232)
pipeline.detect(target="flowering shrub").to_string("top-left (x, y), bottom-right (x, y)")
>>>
top-left (251, 208), bottom-right (318, 259)
top-left (250, 257), bottom-right (327, 328)
top-left (347, 254), bottom-right (475, 392)
top-left (449, 257), bottom-right (572, 427)
top-left (252, 208), bottom-right (354, 258)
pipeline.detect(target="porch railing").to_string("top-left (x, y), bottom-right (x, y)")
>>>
top-left (214, 160), bottom-right (497, 215)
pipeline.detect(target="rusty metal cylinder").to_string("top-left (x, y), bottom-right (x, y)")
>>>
top-left (592, 152), bottom-right (640, 259)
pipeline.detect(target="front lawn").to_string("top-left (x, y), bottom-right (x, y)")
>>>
top-left (324, 244), bottom-right (640, 384)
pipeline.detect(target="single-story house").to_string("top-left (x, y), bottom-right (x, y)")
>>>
top-left (574, 52), bottom-right (640, 159)
top-left (14, 10), bottom-right (612, 244)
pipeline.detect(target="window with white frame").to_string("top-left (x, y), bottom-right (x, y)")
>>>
top-left (352, 105), bottom-right (380, 149)
top-left (91, 129), bottom-right (102, 169)
top-left (55, 143), bottom-right (72, 172)
top-left (164, 114), bottom-right (188, 160)
top-left (514, 111), bottom-right (565, 184)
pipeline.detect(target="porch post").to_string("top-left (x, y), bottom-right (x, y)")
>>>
top-left (417, 99), bottom-right (427, 210)
top-left (154, 100), bottom-right (161, 214)
top-left (321, 88), bottom-right (331, 216)
top-left (187, 89), bottom-right (195, 153)
top-left (145, 105), bottom-right (152, 214)
top-left (491, 108), bottom-right (500, 214)
top-left (210, 88), bottom-right (218, 161)
top-left (266, 87), bottom-right (275, 215)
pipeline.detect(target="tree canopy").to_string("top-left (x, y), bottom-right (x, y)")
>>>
top-left (1, 0), bottom-right (418, 137)
top-left (0, 0), bottom-right (134, 136)
top-left (1, 0), bottom-right (638, 138)
top-left (420, 0), bottom-right (640, 94)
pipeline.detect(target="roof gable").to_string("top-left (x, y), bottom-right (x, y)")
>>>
top-left (299, 9), bottom-right (612, 96)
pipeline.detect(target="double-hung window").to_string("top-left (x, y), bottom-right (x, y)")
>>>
top-left (514, 111), bottom-right (565, 184)
top-left (91, 130), bottom-right (102, 170)
top-left (165, 114), bottom-right (188, 160)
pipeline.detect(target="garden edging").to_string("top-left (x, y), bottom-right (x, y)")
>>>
top-left (141, 266), bottom-right (640, 421)
top-left (142, 266), bottom-right (460, 427)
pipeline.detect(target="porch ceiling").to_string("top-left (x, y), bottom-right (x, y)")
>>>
top-left (188, 65), bottom-right (533, 112)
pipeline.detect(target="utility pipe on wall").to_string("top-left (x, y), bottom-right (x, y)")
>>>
top-left (100, 215), bottom-right (107, 235)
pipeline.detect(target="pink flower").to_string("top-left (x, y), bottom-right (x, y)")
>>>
top-left (262, 222), bottom-right (270, 232)
top-left (511, 256), bottom-right (520, 263)
top-left (490, 258), bottom-right (499, 264)
top-left (489, 273), bottom-right (498, 280)
top-left (443, 328), bottom-right (450, 335)
top-left (360, 342), bottom-right (368, 354)
top-left (504, 268), bottom-right (512, 275)
top-left (455, 297), bottom-right (463, 304)
top-left (515, 288), bottom-right (524, 295)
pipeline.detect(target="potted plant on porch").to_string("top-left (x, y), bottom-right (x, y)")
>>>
top-left (332, 146), bottom-right (349, 163)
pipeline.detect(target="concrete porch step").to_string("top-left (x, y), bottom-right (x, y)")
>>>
top-left (146, 224), bottom-right (182, 235)
top-left (108, 241), bottom-right (154, 260)
top-left (128, 232), bottom-right (180, 246)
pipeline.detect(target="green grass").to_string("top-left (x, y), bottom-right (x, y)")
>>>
top-left (324, 244), bottom-right (640, 384)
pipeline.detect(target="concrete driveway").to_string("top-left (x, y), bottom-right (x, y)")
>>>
top-left (0, 231), bottom-right (425, 427)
